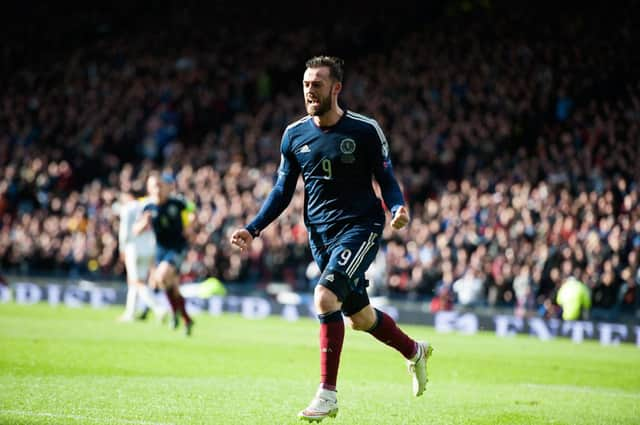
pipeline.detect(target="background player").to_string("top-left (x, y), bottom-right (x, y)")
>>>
top-left (134, 172), bottom-right (196, 336)
top-left (115, 190), bottom-right (166, 323)
top-left (230, 56), bottom-right (433, 422)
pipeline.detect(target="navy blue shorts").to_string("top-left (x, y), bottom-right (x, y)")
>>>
top-left (155, 246), bottom-right (186, 270)
top-left (309, 221), bottom-right (382, 316)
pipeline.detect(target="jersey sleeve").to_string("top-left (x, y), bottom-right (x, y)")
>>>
top-left (245, 130), bottom-right (300, 237)
top-left (368, 120), bottom-right (405, 215)
top-left (184, 200), bottom-right (197, 213)
top-left (181, 199), bottom-right (197, 227)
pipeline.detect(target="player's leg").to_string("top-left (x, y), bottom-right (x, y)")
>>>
top-left (155, 249), bottom-right (193, 335)
top-left (134, 255), bottom-right (166, 322)
top-left (345, 292), bottom-right (433, 398)
top-left (345, 298), bottom-right (417, 359)
top-left (118, 246), bottom-right (140, 322)
top-left (141, 264), bottom-right (163, 320)
top-left (315, 276), bottom-right (345, 391)
top-left (153, 247), bottom-right (180, 328)
top-left (340, 229), bottom-right (433, 397)
top-left (151, 248), bottom-right (176, 323)
top-left (154, 262), bottom-right (180, 328)
top-left (345, 299), bottom-right (433, 396)
top-left (300, 225), bottom-right (384, 421)
top-left (118, 279), bottom-right (138, 322)
top-left (134, 255), bottom-right (152, 321)
top-left (298, 235), bottom-right (341, 422)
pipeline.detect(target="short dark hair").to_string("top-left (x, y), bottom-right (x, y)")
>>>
top-left (305, 56), bottom-right (344, 82)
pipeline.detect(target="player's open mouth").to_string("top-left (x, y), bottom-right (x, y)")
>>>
top-left (307, 97), bottom-right (319, 106)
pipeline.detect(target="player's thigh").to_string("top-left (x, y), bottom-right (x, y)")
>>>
top-left (309, 237), bottom-right (330, 272)
top-left (154, 247), bottom-right (176, 286)
top-left (155, 248), bottom-right (183, 276)
top-left (329, 227), bottom-right (380, 282)
top-left (318, 227), bottom-right (380, 302)
top-left (154, 260), bottom-right (176, 282)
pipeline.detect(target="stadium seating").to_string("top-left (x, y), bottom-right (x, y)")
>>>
top-left (1, 1), bottom-right (638, 320)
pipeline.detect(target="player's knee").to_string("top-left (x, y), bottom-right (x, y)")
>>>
top-left (148, 274), bottom-right (159, 289)
top-left (155, 270), bottom-right (168, 286)
top-left (155, 262), bottom-right (175, 284)
top-left (347, 306), bottom-right (377, 331)
top-left (347, 315), bottom-right (370, 331)
top-left (350, 322), bottom-right (366, 331)
top-left (345, 317), bottom-right (361, 330)
top-left (314, 285), bottom-right (340, 313)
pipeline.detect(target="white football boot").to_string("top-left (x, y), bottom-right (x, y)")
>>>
top-left (407, 341), bottom-right (433, 397)
top-left (298, 387), bottom-right (338, 422)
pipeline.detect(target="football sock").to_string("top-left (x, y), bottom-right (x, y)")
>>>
top-left (165, 289), bottom-right (178, 315)
top-left (170, 287), bottom-right (192, 324)
top-left (123, 285), bottom-right (138, 319)
top-left (318, 310), bottom-right (344, 391)
top-left (367, 308), bottom-right (418, 360)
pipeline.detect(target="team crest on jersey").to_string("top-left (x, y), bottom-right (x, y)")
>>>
top-left (168, 205), bottom-right (179, 217)
top-left (340, 138), bottom-right (356, 154)
top-left (340, 138), bottom-right (356, 163)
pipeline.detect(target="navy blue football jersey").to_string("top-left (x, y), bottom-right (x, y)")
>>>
top-left (143, 196), bottom-right (189, 250)
top-left (246, 111), bottom-right (404, 236)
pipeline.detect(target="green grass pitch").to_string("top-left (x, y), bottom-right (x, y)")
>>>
top-left (1, 303), bottom-right (638, 425)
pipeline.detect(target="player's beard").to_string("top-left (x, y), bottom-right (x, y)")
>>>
top-left (306, 92), bottom-right (332, 117)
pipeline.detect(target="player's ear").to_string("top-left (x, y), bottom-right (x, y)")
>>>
top-left (333, 81), bottom-right (342, 96)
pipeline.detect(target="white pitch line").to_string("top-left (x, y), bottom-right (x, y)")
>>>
top-left (521, 383), bottom-right (640, 399)
top-left (0, 410), bottom-right (176, 425)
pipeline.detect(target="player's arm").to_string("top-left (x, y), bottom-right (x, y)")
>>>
top-left (231, 135), bottom-right (300, 250)
top-left (133, 208), bottom-right (152, 235)
top-left (246, 155), bottom-right (299, 236)
top-left (370, 124), bottom-right (409, 229)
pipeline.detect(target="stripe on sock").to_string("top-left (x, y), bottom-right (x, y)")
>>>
top-left (318, 310), bottom-right (343, 324)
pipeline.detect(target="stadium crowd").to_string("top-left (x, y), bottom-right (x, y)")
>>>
top-left (1, 2), bottom-right (639, 320)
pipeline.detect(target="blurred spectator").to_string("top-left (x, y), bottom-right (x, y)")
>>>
top-left (452, 266), bottom-right (485, 308)
top-left (591, 260), bottom-right (622, 321)
top-left (556, 276), bottom-right (592, 321)
top-left (0, 2), bottom-right (638, 322)
top-left (429, 285), bottom-right (454, 313)
top-left (619, 267), bottom-right (639, 316)
top-left (513, 264), bottom-right (535, 318)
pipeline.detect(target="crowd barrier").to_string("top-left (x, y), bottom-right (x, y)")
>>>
top-left (2, 277), bottom-right (638, 347)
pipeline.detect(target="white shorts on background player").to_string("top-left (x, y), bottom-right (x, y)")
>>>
top-left (123, 235), bottom-right (155, 282)
top-left (118, 198), bottom-right (156, 282)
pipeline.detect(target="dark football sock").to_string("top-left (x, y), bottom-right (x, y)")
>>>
top-left (318, 310), bottom-right (344, 391)
top-left (367, 309), bottom-right (417, 360)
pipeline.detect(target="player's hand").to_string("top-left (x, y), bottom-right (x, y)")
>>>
top-left (390, 206), bottom-right (410, 230)
top-left (230, 228), bottom-right (253, 251)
